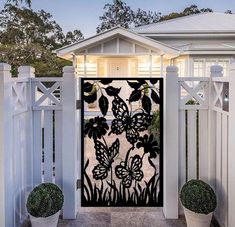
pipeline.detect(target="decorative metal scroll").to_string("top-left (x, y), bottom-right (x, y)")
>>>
top-left (81, 78), bottom-right (163, 207)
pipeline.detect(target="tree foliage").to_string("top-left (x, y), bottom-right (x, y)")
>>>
top-left (0, 4), bottom-right (84, 76)
top-left (97, 2), bottom-right (219, 33)
top-left (7, 0), bottom-right (31, 7)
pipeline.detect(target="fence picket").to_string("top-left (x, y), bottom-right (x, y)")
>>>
top-left (179, 110), bottom-right (186, 188)
top-left (33, 111), bottom-right (42, 186)
top-left (55, 111), bottom-right (62, 188)
top-left (221, 114), bottom-right (228, 226)
top-left (43, 110), bottom-right (53, 183)
top-left (199, 110), bottom-right (208, 181)
top-left (215, 111), bottom-right (222, 222)
top-left (187, 110), bottom-right (197, 180)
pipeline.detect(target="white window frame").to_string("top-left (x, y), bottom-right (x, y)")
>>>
top-left (193, 58), bottom-right (231, 77)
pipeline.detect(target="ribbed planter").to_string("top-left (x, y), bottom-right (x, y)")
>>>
top-left (29, 210), bottom-right (60, 227)
top-left (184, 207), bottom-right (213, 227)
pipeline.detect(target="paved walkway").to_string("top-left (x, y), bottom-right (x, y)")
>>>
top-left (58, 207), bottom-right (186, 227)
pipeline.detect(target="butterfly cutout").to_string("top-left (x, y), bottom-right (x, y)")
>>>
top-left (110, 96), bottom-right (153, 144)
top-left (115, 155), bottom-right (143, 188)
top-left (92, 138), bottom-right (120, 180)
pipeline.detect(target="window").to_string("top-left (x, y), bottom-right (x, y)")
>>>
top-left (193, 58), bottom-right (230, 77)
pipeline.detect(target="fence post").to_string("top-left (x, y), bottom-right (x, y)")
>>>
top-left (228, 63), bottom-right (235, 227)
top-left (208, 65), bottom-right (223, 189)
top-left (18, 66), bottom-right (35, 189)
top-left (62, 66), bottom-right (78, 219)
top-left (163, 66), bottom-right (179, 219)
top-left (0, 63), bottom-right (14, 227)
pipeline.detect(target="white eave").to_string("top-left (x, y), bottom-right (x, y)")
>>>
top-left (55, 27), bottom-right (180, 60)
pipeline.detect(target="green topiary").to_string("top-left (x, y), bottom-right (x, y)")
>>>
top-left (26, 183), bottom-right (64, 218)
top-left (180, 179), bottom-right (216, 214)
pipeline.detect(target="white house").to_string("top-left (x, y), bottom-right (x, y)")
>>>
top-left (56, 12), bottom-right (235, 78)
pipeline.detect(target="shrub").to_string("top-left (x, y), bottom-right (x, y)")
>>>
top-left (180, 179), bottom-right (216, 214)
top-left (148, 111), bottom-right (160, 143)
top-left (26, 183), bottom-right (64, 218)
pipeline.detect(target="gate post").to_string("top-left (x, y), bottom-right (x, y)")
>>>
top-left (163, 66), bottom-right (179, 219)
top-left (0, 63), bottom-right (14, 227)
top-left (62, 66), bottom-right (78, 219)
top-left (228, 63), bottom-right (235, 227)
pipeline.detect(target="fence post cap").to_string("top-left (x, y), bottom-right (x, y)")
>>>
top-left (18, 66), bottom-right (35, 78)
top-left (0, 63), bottom-right (11, 71)
top-left (166, 66), bottom-right (178, 73)
top-left (63, 66), bottom-right (75, 73)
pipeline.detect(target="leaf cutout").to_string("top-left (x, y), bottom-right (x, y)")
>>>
top-left (100, 79), bottom-right (113, 85)
top-left (84, 91), bottom-right (97, 104)
top-left (127, 81), bottom-right (142, 90)
top-left (129, 90), bottom-right (142, 102)
top-left (105, 86), bottom-right (121, 96)
top-left (142, 94), bottom-right (152, 113)
top-left (150, 79), bottom-right (159, 85)
top-left (99, 95), bottom-right (109, 116)
top-left (83, 82), bottom-right (93, 93)
top-left (151, 90), bottom-right (160, 104)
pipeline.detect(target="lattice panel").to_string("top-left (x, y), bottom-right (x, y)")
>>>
top-left (213, 82), bottom-right (223, 109)
top-left (32, 81), bottom-right (62, 110)
top-left (12, 81), bottom-right (27, 114)
top-left (179, 80), bottom-right (209, 109)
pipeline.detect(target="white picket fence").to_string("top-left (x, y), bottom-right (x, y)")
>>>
top-left (0, 63), bottom-right (235, 227)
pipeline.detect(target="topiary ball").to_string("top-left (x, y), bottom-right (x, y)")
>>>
top-left (26, 183), bottom-right (64, 218)
top-left (180, 179), bottom-right (216, 214)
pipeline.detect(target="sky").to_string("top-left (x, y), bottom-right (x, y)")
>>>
top-left (0, 0), bottom-right (235, 37)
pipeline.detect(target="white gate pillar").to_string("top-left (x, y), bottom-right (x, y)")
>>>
top-left (62, 66), bottom-right (78, 219)
top-left (163, 66), bottom-right (179, 219)
top-left (0, 63), bottom-right (14, 227)
top-left (228, 63), bottom-right (235, 227)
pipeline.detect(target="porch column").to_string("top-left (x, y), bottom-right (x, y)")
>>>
top-left (163, 66), bottom-right (179, 219)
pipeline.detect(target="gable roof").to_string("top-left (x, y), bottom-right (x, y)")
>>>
top-left (132, 13), bottom-right (235, 34)
top-left (55, 27), bottom-right (179, 60)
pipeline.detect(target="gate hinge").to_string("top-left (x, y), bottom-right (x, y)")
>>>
top-left (77, 179), bottom-right (81, 189)
top-left (76, 100), bottom-right (81, 110)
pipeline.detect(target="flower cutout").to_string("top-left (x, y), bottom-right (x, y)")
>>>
top-left (84, 116), bottom-right (109, 140)
top-left (136, 134), bottom-right (159, 158)
top-left (115, 155), bottom-right (143, 188)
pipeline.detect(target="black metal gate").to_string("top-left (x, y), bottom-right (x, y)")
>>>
top-left (81, 78), bottom-right (163, 207)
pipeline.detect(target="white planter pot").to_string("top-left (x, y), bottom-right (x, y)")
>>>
top-left (29, 210), bottom-right (60, 227)
top-left (184, 207), bottom-right (213, 227)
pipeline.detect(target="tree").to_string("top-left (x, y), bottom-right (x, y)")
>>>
top-left (97, 2), bottom-right (215, 32)
top-left (159, 5), bottom-right (213, 21)
top-left (0, 4), bottom-right (84, 76)
top-left (134, 9), bottom-right (161, 27)
top-left (7, 0), bottom-right (31, 7)
top-left (96, 0), bottom-right (134, 33)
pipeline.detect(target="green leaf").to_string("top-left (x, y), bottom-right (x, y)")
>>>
top-left (129, 90), bottom-right (142, 102)
top-left (84, 91), bottom-right (97, 104)
top-left (127, 81), bottom-right (142, 90)
top-left (142, 94), bottom-right (152, 113)
top-left (105, 86), bottom-right (121, 96)
top-left (150, 79), bottom-right (159, 85)
top-left (100, 79), bottom-right (113, 85)
top-left (151, 90), bottom-right (160, 104)
top-left (83, 82), bottom-right (93, 93)
top-left (99, 95), bottom-right (109, 116)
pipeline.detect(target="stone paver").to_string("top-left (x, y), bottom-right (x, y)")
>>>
top-left (57, 208), bottom-right (187, 227)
